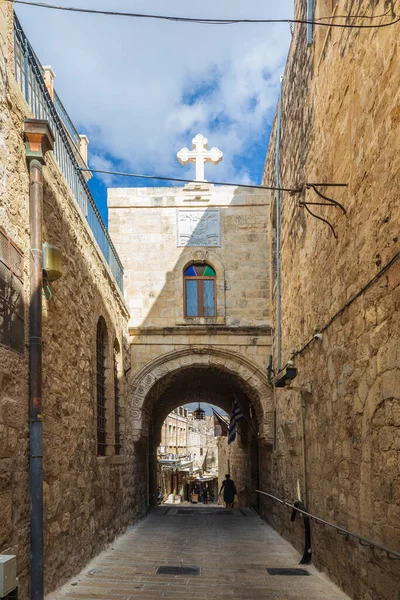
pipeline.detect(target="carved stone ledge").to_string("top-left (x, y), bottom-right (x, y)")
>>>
top-left (129, 325), bottom-right (272, 337)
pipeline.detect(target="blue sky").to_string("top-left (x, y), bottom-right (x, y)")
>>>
top-left (15, 0), bottom-right (293, 226)
top-left (184, 404), bottom-right (228, 417)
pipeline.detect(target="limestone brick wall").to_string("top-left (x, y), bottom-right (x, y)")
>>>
top-left (217, 434), bottom-right (254, 508)
top-left (262, 1), bottom-right (400, 598)
top-left (109, 182), bottom-right (274, 463)
top-left (0, 2), bottom-right (33, 593)
top-left (0, 5), bottom-right (137, 596)
top-left (187, 415), bottom-right (216, 470)
top-left (108, 185), bottom-right (270, 328)
top-left (129, 331), bottom-right (271, 378)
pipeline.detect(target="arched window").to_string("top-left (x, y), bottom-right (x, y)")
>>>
top-left (114, 340), bottom-right (122, 455)
top-left (184, 263), bottom-right (216, 317)
top-left (96, 317), bottom-right (108, 456)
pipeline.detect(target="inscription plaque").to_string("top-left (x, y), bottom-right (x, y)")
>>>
top-left (177, 209), bottom-right (221, 247)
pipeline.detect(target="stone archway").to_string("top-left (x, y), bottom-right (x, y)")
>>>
top-left (129, 346), bottom-right (274, 512)
top-left (130, 346), bottom-right (274, 442)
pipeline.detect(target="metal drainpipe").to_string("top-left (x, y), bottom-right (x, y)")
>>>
top-left (29, 158), bottom-right (44, 600)
top-left (299, 392), bottom-right (308, 508)
top-left (24, 119), bottom-right (54, 600)
top-left (275, 77), bottom-right (283, 372)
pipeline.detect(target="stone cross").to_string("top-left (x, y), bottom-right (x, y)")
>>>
top-left (177, 134), bottom-right (223, 182)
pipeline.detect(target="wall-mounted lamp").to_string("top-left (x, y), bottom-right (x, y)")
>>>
top-left (42, 243), bottom-right (62, 301)
top-left (42, 243), bottom-right (62, 282)
top-left (271, 362), bottom-right (298, 388)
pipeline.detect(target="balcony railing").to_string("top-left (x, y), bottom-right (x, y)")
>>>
top-left (13, 15), bottom-right (124, 293)
top-left (53, 90), bottom-right (81, 149)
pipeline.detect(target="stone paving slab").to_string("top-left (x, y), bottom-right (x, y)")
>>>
top-left (49, 505), bottom-right (350, 600)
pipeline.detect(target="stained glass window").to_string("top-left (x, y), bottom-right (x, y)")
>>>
top-left (184, 263), bottom-right (216, 318)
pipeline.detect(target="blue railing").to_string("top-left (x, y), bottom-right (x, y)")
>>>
top-left (53, 90), bottom-right (81, 149)
top-left (13, 15), bottom-right (124, 293)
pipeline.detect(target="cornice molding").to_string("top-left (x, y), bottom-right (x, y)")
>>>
top-left (129, 325), bottom-right (272, 337)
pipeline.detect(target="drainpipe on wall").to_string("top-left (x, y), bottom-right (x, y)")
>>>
top-left (24, 119), bottom-right (55, 600)
top-left (299, 392), bottom-right (308, 509)
top-left (306, 0), bottom-right (314, 46)
top-left (271, 78), bottom-right (283, 454)
top-left (275, 77), bottom-right (283, 372)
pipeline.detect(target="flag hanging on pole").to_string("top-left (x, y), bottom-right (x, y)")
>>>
top-left (213, 409), bottom-right (228, 437)
top-left (228, 396), bottom-right (245, 445)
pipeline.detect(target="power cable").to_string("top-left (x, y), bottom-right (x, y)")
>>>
top-left (282, 250), bottom-right (399, 366)
top-left (79, 167), bottom-right (302, 193)
top-left (8, 0), bottom-right (400, 29)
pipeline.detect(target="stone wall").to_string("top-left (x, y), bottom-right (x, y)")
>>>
top-left (262, 1), bottom-right (400, 598)
top-left (187, 415), bottom-right (217, 471)
top-left (0, 3), bottom-right (30, 593)
top-left (108, 172), bottom-right (275, 499)
top-left (108, 185), bottom-right (270, 329)
top-left (217, 431), bottom-right (259, 508)
top-left (0, 4), bottom-right (137, 596)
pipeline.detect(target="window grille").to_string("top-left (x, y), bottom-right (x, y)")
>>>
top-left (114, 344), bottom-right (122, 455)
top-left (96, 318), bottom-right (107, 456)
top-left (184, 263), bottom-right (216, 318)
top-left (0, 231), bottom-right (24, 354)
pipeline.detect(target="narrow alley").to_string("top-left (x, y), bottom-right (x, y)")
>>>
top-left (51, 506), bottom-right (349, 600)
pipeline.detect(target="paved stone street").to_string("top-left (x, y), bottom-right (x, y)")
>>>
top-left (51, 506), bottom-right (349, 600)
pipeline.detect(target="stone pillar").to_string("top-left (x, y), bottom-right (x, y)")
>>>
top-left (79, 134), bottom-right (89, 165)
top-left (42, 66), bottom-right (55, 101)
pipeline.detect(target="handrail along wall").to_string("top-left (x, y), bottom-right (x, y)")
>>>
top-left (13, 15), bottom-right (124, 293)
top-left (256, 489), bottom-right (400, 560)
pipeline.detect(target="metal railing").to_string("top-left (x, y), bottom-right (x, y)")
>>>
top-left (256, 490), bottom-right (400, 560)
top-left (53, 90), bottom-right (81, 149)
top-left (13, 15), bottom-right (124, 293)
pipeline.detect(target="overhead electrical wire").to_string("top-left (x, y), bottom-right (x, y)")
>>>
top-left (280, 250), bottom-right (400, 367)
top-left (313, 7), bottom-right (394, 21)
top-left (8, 0), bottom-right (400, 29)
top-left (79, 167), bottom-right (303, 193)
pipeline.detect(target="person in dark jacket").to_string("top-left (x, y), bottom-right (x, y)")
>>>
top-left (219, 474), bottom-right (236, 508)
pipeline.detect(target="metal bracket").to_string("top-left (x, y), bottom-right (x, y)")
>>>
top-left (300, 183), bottom-right (348, 239)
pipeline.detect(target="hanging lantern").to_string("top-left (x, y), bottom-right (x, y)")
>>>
top-left (193, 402), bottom-right (205, 420)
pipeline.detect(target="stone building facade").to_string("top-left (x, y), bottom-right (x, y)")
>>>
top-left (187, 414), bottom-right (218, 472)
top-left (160, 407), bottom-right (189, 455)
top-left (1, 1), bottom-right (398, 599)
top-left (108, 178), bottom-right (275, 513)
top-left (0, 4), bottom-right (137, 596)
top-left (262, 1), bottom-right (400, 598)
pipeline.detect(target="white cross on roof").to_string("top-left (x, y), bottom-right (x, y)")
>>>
top-left (177, 134), bottom-right (223, 182)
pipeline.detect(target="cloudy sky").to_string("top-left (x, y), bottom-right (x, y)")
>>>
top-left (15, 0), bottom-right (293, 223)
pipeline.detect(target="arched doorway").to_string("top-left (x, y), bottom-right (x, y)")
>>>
top-left (130, 347), bottom-right (274, 513)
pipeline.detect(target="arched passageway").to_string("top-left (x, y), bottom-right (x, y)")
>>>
top-left (130, 348), bottom-right (274, 513)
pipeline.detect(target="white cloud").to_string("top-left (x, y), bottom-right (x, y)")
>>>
top-left (89, 154), bottom-right (116, 186)
top-left (15, 0), bottom-right (293, 183)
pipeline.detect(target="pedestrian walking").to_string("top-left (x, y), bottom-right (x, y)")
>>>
top-left (219, 474), bottom-right (236, 508)
top-left (203, 486), bottom-right (208, 504)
